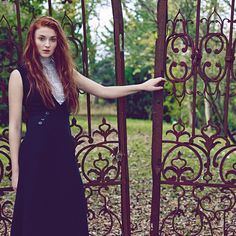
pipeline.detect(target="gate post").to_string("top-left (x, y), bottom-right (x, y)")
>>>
top-left (111, 1), bottom-right (131, 235)
top-left (150, 0), bottom-right (168, 235)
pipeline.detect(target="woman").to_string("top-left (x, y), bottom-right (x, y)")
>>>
top-left (8, 16), bottom-right (165, 236)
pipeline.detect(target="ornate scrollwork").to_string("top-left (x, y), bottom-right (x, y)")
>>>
top-left (193, 186), bottom-right (236, 220)
top-left (0, 128), bottom-right (11, 186)
top-left (61, 12), bottom-right (83, 60)
top-left (197, 9), bottom-right (229, 107)
top-left (163, 120), bottom-right (233, 184)
top-left (0, 15), bottom-right (19, 71)
top-left (93, 118), bottom-right (118, 142)
top-left (160, 185), bottom-right (236, 235)
top-left (166, 10), bottom-right (195, 106)
top-left (0, 199), bottom-right (13, 236)
top-left (0, 127), bottom-right (13, 235)
top-left (166, 119), bottom-right (190, 142)
top-left (74, 118), bottom-right (120, 184)
top-left (213, 145), bottom-right (236, 185)
top-left (162, 145), bottom-right (203, 183)
top-left (86, 186), bottom-right (122, 235)
top-left (70, 117), bottom-right (122, 234)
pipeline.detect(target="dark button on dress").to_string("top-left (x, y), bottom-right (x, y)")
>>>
top-left (10, 65), bottom-right (89, 236)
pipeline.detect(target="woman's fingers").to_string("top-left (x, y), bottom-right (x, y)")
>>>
top-left (154, 77), bottom-right (166, 85)
top-left (144, 78), bottom-right (166, 91)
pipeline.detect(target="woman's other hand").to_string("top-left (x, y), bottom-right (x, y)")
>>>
top-left (12, 172), bottom-right (19, 191)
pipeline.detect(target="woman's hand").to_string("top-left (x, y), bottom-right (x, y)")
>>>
top-left (12, 172), bottom-right (19, 191)
top-left (140, 77), bottom-right (166, 92)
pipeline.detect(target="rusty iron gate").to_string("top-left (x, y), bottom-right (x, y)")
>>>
top-left (1, 0), bottom-right (236, 235)
top-left (152, 0), bottom-right (236, 235)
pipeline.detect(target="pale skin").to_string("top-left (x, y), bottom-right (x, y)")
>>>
top-left (9, 26), bottom-right (165, 191)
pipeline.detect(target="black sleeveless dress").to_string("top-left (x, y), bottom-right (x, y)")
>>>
top-left (10, 65), bottom-right (89, 236)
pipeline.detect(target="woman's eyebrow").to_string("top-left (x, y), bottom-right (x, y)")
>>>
top-left (37, 35), bottom-right (57, 38)
top-left (38, 35), bottom-right (46, 37)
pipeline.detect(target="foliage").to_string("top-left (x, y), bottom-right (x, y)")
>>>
top-left (125, 67), bottom-right (152, 119)
top-left (1, 0), bottom-right (236, 129)
top-left (125, 66), bottom-right (173, 122)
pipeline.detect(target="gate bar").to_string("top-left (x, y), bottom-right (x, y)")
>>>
top-left (15, 0), bottom-right (23, 64)
top-left (191, 0), bottom-right (201, 137)
top-left (223, 0), bottom-right (235, 138)
top-left (111, 0), bottom-right (131, 235)
top-left (150, 0), bottom-right (168, 235)
top-left (48, 0), bottom-right (52, 16)
top-left (81, 0), bottom-right (92, 136)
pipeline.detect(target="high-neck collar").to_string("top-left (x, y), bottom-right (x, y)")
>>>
top-left (40, 56), bottom-right (54, 66)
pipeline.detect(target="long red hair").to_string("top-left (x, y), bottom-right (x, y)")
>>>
top-left (24, 16), bottom-right (79, 113)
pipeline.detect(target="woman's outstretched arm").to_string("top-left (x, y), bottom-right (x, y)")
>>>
top-left (73, 70), bottom-right (165, 99)
top-left (8, 70), bottom-right (23, 191)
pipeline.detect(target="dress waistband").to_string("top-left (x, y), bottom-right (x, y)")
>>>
top-left (27, 109), bottom-right (70, 118)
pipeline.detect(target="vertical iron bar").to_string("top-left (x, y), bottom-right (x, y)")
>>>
top-left (48, 0), bottom-right (52, 16)
top-left (191, 0), bottom-right (201, 137)
top-left (15, 0), bottom-right (23, 64)
top-left (111, 0), bottom-right (131, 235)
top-left (223, 0), bottom-right (235, 138)
top-left (150, 0), bottom-right (167, 235)
top-left (81, 0), bottom-right (92, 137)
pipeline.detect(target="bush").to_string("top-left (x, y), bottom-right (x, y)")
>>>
top-left (125, 67), bottom-right (173, 122)
top-left (125, 67), bottom-right (152, 119)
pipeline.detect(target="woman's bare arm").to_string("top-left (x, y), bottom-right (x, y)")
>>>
top-left (73, 70), bottom-right (165, 99)
top-left (8, 69), bottom-right (23, 191)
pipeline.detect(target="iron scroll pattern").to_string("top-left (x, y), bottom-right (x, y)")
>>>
top-left (158, 7), bottom-right (236, 235)
top-left (166, 9), bottom-right (230, 116)
top-left (0, 128), bottom-right (12, 236)
top-left (0, 118), bottom-right (122, 235)
top-left (166, 10), bottom-right (229, 97)
top-left (70, 117), bottom-right (122, 235)
top-left (159, 119), bottom-right (236, 235)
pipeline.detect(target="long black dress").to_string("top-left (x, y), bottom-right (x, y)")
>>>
top-left (11, 65), bottom-right (89, 236)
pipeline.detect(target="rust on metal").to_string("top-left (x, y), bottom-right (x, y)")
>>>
top-left (15, 0), bottom-right (23, 63)
top-left (153, 0), bottom-right (236, 235)
top-left (81, 0), bottom-right (92, 137)
top-left (48, 0), bottom-right (52, 16)
top-left (151, 0), bottom-right (167, 235)
top-left (111, 0), bottom-right (131, 235)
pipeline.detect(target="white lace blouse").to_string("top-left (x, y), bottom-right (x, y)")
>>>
top-left (40, 56), bottom-right (65, 105)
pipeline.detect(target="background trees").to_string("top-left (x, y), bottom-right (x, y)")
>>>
top-left (0, 0), bottom-right (235, 131)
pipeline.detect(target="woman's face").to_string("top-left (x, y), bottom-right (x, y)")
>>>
top-left (35, 26), bottom-right (57, 58)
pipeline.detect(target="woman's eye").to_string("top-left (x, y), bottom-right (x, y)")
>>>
top-left (51, 38), bottom-right (57, 42)
top-left (39, 37), bottom-right (45, 41)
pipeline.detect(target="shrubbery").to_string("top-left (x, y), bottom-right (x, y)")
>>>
top-left (125, 66), bottom-right (173, 122)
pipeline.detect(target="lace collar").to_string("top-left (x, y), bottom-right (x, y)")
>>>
top-left (40, 56), bottom-right (54, 67)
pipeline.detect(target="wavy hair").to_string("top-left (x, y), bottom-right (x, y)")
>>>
top-left (23, 16), bottom-right (79, 113)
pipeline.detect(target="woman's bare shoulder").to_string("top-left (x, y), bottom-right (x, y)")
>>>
top-left (9, 69), bottom-right (23, 88)
top-left (10, 69), bottom-right (21, 77)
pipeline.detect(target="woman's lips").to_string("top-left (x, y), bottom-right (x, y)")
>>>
top-left (42, 50), bottom-right (50, 53)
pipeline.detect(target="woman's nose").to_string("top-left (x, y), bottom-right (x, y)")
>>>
top-left (44, 40), bottom-right (50, 47)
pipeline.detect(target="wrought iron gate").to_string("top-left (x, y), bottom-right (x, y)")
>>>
top-left (152, 0), bottom-right (236, 235)
top-left (1, 0), bottom-right (236, 235)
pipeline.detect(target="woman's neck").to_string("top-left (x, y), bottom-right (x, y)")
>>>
top-left (40, 56), bottom-right (53, 66)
